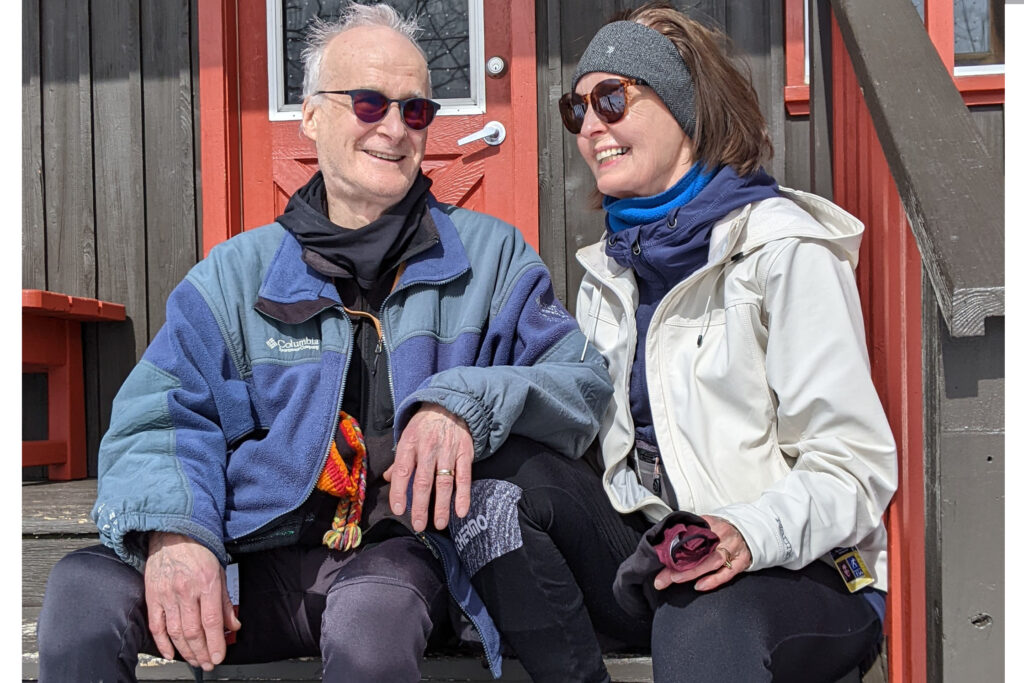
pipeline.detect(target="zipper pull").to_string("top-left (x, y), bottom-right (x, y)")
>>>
top-left (373, 339), bottom-right (383, 376)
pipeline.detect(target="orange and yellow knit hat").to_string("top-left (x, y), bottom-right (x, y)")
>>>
top-left (315, 411), bottom-right (367, 551)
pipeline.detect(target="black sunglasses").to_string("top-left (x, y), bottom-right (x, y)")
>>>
top-left (316, 89), bottom-right (441, 130)
top-left (558, 78), bottom-right (643, 134)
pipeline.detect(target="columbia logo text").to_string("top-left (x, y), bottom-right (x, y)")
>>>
top-left (265, 337), bottom-right (320, 353)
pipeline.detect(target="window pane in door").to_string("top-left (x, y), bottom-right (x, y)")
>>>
top-left (283, 0), bottom-right (471, 105)
top-left (953, 0), bottom-right (1003, 66)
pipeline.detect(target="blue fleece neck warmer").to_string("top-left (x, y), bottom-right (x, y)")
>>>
top-left (603, 162), bottom-right (714, 234)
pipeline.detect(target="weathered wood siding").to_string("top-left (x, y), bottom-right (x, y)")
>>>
top-left (22, 0), bottom-right (201, 476)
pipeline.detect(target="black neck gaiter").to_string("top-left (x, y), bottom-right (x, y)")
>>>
top-left (277, 171), bottom-right (434, 290)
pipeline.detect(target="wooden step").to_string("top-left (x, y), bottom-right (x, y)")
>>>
top-left (21, 480), bottom-right (885, 682)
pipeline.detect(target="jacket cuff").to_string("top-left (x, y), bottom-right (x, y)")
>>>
top-left (710, 502), bottom-right (796, 572)
top-left (397, 387), bottom-right (492, 459)
top-left (97, 511), bottom-right (229, 572)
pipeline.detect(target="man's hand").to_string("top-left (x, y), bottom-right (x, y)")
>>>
top-left (384, 404), bottom-right (473, 532)
top-left (144, 532), bottom-right (241, 671)
top-left (652, 515), bottom-right (752, 592)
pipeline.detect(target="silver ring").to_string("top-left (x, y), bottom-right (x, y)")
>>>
top-left (436, 469), bottom-right (454, 477)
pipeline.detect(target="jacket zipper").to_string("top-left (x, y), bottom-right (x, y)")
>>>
top-left (292, 310), bottom-right (352, 516)
top-left (226, 309), bottom-right (352, 547)
top-left (415, 532), bottom-right (497, 674)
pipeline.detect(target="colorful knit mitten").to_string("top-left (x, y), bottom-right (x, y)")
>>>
top-left (315, 411), bottom-right (367, 551)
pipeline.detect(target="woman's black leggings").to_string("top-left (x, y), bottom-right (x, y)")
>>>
top-left (464, 438), bottom-right (883, 683)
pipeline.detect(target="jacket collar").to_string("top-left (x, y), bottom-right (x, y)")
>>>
top-left (578, 186), bottom-right (865, 281)
top-left (256, 195), bottom-right (469, 324)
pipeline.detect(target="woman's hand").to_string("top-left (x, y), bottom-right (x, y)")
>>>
top-left (653, 515), bottom-right (752, 592)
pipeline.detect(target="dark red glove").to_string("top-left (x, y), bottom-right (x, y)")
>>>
top-left (653, 523), bottom-right (719, 572)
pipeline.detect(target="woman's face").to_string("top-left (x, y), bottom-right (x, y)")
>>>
top-left (574, 71), bottom-right (696, 199)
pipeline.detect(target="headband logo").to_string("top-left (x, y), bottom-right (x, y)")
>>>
top-left (606, 45), bottom-right (615, 54)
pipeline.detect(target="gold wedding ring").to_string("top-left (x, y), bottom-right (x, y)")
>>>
top-left (718, 546), bottom-right (734, 569)
top-left (436, 469), bottom-right (455, 477)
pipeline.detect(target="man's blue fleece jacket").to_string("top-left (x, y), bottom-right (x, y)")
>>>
top-left (91, 197), bottom-right (613, 677)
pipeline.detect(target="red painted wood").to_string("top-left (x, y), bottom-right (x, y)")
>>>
top-left (956, 73), bottom-right (1005, 106)
top-left (22, 289), bottom-right (126, 322)
top-left (784, 1), bottom-right (1002, 117)
top-left (784, 0), bottom-right (809, 115)
top-left (231, 0), bottom-right (539, 249)
top-left (22, 290), bottom-right (122, 480)
top-left (22, 313), bottom-right (88, 480)
top-left (924, 0), bottom-right (955, 73)
top-left (197, 0), bottom-right (243, 256)
top-left (831, 13), bottom-right (927, 682)
top-left (22, 441), bottom-right (68, 468)
top-left (238, 3), bottom-right (276, 232)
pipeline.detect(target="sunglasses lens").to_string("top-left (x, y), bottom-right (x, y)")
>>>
top-left (402, 98), bottom-right (439, 130)
top-left (558, 93), bottom-right (585, 134)
top-left (558, 79), bottom-right (631, 134)
top-left (592, 80), bottom-right (627, 124)
top-left (349, 90), bottom-right (389, 123)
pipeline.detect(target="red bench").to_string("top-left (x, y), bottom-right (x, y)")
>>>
top-left (22, 289), bottom-right (126, 480)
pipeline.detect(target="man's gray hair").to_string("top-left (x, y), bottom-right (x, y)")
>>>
top-left (300, 3), bottom-right (428, 102)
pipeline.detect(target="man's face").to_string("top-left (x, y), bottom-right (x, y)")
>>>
top-left (301, 26), bottom-right (430, 226)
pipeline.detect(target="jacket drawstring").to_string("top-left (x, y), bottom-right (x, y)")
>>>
top-left (696, 251), bottom-right (745, 348)
top-left (581, 283), bottom-right (605, 361)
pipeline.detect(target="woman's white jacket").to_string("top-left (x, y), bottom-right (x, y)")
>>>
top-left (575, 188), bottom-right (898, 590)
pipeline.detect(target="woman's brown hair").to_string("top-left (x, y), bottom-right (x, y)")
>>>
top-left (615, 2), bottom-right (773, 176)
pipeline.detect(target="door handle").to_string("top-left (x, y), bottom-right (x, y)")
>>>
top-left (457, 121), bottom-right (506, 147)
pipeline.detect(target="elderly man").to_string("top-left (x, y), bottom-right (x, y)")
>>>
top-left (36, 4), bottom-right (612, 681)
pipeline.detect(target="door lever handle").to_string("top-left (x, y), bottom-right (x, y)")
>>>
top-left (457, 121), bottom-right (506, 147)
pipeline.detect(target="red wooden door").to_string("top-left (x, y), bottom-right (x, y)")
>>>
top-left (199, 1), bottom-right (538, 255)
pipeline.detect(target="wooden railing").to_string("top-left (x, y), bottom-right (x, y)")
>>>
top-left (830, 0), bottom-right (1004, 337)
top-left (809, 1), bottom-right (1005, 682)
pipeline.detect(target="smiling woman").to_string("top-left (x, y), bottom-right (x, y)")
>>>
top-left (460, 4), bottom-right (899, 682)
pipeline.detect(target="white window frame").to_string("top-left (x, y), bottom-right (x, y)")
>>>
top-left (953, 63), bottom-right (1005, 77)
top-left (266, 0), bottom-right (486, 121)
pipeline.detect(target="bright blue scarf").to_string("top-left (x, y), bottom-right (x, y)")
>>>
top-left (602, 161), bottom-right (715, 233)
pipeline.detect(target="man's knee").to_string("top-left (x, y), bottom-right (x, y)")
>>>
top-left (38, 545), bottom-right (147, 662)
top-left (321, 577), bottom-right (438, 679)
top-left (320, 537), bottom-right (447, 676)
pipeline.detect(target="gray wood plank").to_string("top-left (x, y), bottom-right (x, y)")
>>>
top-left (783, 116), bottom-right (811, 192)
top-left (22, 479), bottom-right (96, 535)
top-left (40, 0), bottom-right (96, 298)
top-left (22, 0), bottom-right (46, 290)
top-left (141, 0), bottom-right (199, 339)
top-left (969, 105), bottom-right (1004, 178)
top-left (91, 0), bottom-right (149, 357)
top-left (831, 0), bottom-right (1003, 337)
top-left (190, 0), bottom-right (204, 262)
top-left (558, 0), bottom-right (620, 306)
top-left (535, 0), bottom-right (569, 307)
top-left (88, 0), bottom-right (150, 476)
top-left (807, 0), bottom-right (834, 198)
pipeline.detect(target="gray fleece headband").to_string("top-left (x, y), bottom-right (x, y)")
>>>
top-left (572, 21), bottom-right (696, 137)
